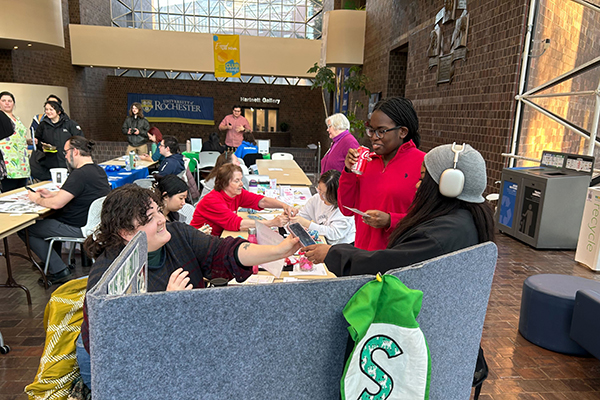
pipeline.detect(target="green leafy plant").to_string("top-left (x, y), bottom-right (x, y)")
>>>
top-left (279, 122), bottom-right (290, 132)
top-left (307, 63), bottom-right (371, 136)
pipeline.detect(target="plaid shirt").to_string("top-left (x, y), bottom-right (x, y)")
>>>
top-left (81, 222), bottom-right (249, 352)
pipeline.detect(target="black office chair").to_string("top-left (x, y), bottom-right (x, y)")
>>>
top-left (243, 153), bottom-right (264, 167)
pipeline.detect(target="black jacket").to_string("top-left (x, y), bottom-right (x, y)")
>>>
top-left (122, 116), bottom-right (150, 147)
top-left (325, 209), bottom-right (480, 277)
top-left (202, 132), bottom-right (226, 153)
top-left (30, 113), bottom-right (83, 181)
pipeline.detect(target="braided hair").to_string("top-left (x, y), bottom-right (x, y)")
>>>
top-left (373, 97), bottom-right (420, 148)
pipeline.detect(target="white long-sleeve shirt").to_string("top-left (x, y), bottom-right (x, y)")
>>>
top-left (298, 194), bottom-right (356, 245)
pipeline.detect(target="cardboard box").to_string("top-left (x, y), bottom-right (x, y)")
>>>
top-left (575, 187), bottom-right (600, 271)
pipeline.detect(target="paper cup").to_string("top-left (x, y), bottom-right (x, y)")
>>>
top-left (50, 168), bottom-right (69, 187)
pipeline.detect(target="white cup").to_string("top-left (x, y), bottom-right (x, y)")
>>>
top-left (50, 168), bottom-right (69, 187)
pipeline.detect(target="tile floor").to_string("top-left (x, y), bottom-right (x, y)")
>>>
top-left (1, 232), bottom-right (600, 399)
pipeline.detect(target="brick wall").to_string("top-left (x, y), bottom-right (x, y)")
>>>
top-left (356, 0), bottom-right (530, 194)
top-left (3, 0), bottom-right (111, 141)
top-left (104, 76), bottom-right (326, 149)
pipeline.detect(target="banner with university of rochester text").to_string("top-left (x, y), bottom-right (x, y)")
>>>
top-left (213, 34), bottom-right (241, 78)
top-left (127, 93), bottom-right (214, 125)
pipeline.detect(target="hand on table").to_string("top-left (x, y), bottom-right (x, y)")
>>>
top-left (301, 244), bottom-right (332, 265)
top-left (362, 210), bottom-right (391, 229)
top-left (139, 154), bottom-right (152, 162)
top-left (166, 268), bottom-right (193, 291)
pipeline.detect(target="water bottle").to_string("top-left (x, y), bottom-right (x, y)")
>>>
top-left (128, 151), bottom-right (135, 170)
top-left (125, 156), bottom-right (131, 171)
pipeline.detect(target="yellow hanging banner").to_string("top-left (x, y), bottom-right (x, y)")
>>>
top-left (213, 34), bottom-right (241, 78)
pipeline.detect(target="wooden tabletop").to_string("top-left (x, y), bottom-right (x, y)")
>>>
top-left (0, 214), bottom-right (37, 240)
top-left (256, 159), bottom-right (312, 186)
top-left (101, 157), bottom-right (157, 168)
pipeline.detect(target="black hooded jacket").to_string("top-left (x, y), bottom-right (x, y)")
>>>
top-left (30, 113), bottom-right (83, 181)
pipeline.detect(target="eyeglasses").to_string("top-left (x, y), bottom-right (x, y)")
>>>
top-left (62, 147), bottom-right (75, 156)
top-left (365, 126), bottom-right (403, 139)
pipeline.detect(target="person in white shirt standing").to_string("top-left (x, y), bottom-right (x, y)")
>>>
top-left (290, 169), bottom-right (355, 245)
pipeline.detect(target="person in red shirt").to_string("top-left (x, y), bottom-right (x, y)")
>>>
top-left (218, 105), bottom-right (251, 151)
top-left (337, 97), bottom-right (426, 251)
top-left (191, 163), bottom-right (297, 236)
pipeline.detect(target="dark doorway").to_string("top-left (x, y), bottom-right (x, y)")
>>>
top-left (387, 44), bottom-right (408, 98)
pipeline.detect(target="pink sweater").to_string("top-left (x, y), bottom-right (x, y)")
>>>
top-left (338, 140), bottom-right (425, 250)
top-left (191, 189), bottom-right (263, 236)
top-left (321, 130), bottom-right (360, 173)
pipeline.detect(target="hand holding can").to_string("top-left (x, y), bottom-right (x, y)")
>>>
top-left (351, 146), bottom-right (374, 175)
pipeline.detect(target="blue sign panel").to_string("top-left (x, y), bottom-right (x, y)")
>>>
top-left (127, 93), bottom-right (214, 125)
top-left (499, 181), bottom-right (518, 228)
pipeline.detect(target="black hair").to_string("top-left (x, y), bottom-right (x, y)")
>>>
top-left (46, 94), bottom-right (62, 104)
top-left (232, 105), bottom-right (242, 110)
top-left (44, 100), bottom-right (64, 115)
top-left (0, 91), bottom-right (15, 103)
top-left (67, 136), bottom-right (95, 157)
top-left (162, 136), bottom-right (179, 154)
top-left (318, 169), bottom-right (341, 208)
top-left (84, 185), bottom-right (163, 259)
top-left (373, 97), bottom-right (420, 148)
top-left (154, 174), bottom-right (188, 199)
top-left (387, 170), bottom-right (494, 247)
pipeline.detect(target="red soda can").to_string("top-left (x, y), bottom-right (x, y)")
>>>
top-left (351, 146), bottom-right (372, 175)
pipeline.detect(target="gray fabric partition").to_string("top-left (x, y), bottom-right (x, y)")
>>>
top-left (87, 242), bottom-right (497, 400)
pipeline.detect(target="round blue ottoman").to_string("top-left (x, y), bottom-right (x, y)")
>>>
top-left (519, 274), bottom-right (600, 355)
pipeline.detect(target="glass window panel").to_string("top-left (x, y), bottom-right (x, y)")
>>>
top-left (112, 0), bottom-right (322, 39)
top-left (255, 109), bottom-right (266, 131)
top-left (267, 109), bottom-right (278, 132)
top-left (250, 76), bottom-right (266, 84)
top-left (244, 109), bottom-right (254, 129)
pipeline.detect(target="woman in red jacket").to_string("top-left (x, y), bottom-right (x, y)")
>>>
top-left (191, 164), bottom-right (297, 236)
top-left (338, 97), bottom-right (425, 250)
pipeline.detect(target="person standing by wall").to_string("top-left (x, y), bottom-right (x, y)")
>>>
top-left (0, 91), bottom-right (30, 191)
top-left (122, 102), bottom-right (150, 155)
top-left (218, 105), bottom-right (251, 152)
top-left (29, 94), bottom-right (62, 149)
top-left (30, 100), bottom-right (83, 181)
top-left (320, 113), bottom-right (360, 173)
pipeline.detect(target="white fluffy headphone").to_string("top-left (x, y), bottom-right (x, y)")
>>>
top-left (438, 142), bottom-right (466, 198)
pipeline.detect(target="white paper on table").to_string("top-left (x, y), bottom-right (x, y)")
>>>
top-left (229, 275), bottom-right (275, 285)
top-left (268, 168), bottom-right (283, 171)
top-left (260, 214), bottom-right (277, 220)
top-left (255, 221), bottom-right (285, 277)
top-left (260, 260), bottom-right (285, 278)
top-left (283, 277), bottom-right (306, 282)
top-left (288, 262), bottom-right (328, 276)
